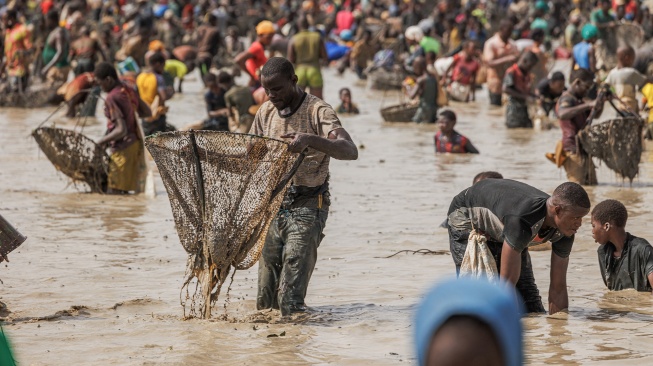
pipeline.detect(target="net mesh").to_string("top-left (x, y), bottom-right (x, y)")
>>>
top-left (578, 117), bottom-right (643, 182)
top-left (32, 127), bottom-right (109, 193)
top-left (598, 24), bottom-right (644, 70)
top-left (0, 86), bottom-right (60, 108)
top-left (145, 131), bottom-right (302, 318)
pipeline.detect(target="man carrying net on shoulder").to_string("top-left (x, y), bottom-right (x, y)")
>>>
top-left (250, 57), bottom-right (358, 316)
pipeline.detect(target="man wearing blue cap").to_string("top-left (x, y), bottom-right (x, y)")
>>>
top-left (447, 180), bottom-right (591, 314)
top-left (414, 277), bottom-right (524, 366)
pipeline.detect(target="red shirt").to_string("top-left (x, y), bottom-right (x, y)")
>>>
top-left (556, 92), bottom-right (590, 154)
top-left (41, 0), bottom-right (54, 14)
top-left (503, 63), bottom-right (532, 94)
top-left (335, 10), bottom-right (355, 34)
top-left (451, 53), bottom-right (480, 85)
top-left (246, 41), bottom-right (267, 81)
top-left (612, 0), bottom-right (637, 15)
top-left (434, 131), bottom-right (470, 153)
top-left (182, 4), bottom-right (194, 30)
top-left (104, 84), bottom-right (140, 151)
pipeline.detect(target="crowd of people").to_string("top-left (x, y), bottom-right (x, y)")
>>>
top-left (2, 0), bottom-right (653, 364)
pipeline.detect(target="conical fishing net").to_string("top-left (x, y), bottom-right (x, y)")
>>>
top-left (597, 23), bottom-right (644, 70)
top-left (577, 117), bottom-right (643, 182)
top-left (32, 127), bottom-right (109, 193)
top-left (145, 131), bottom-right (303, 318)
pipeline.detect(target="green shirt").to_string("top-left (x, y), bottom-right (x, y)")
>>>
top-left (291, 30), bottom-right (322, 66)
top-left (420, 36), bottom-right (441, 56)
top-left (0, 327), bottom-right (16, 366)
top-left (590, 9), bottom-right (614, 39)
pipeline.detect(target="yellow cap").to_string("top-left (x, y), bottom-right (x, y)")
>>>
top-left (256, 20), bottom-right (276, 35)
top-left (149, 40), bottom-right (165, 51)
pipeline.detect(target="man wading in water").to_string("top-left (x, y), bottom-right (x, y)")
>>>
top-left (250, 57), bottom-right (358, 315)
top-left (447, 180), bottom-right (591, 314)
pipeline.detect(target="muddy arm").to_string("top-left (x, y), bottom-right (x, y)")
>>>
top-left (549, 251), bottom-right (569, 314)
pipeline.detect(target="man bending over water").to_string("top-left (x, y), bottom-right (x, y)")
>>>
top-left (250, 57), bottom-right (358, 315)
top-left (447, 180), bottom-right (591, 314)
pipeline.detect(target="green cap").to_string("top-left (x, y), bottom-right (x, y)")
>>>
top-left (535, 0), bottom-right (549, 12)
top-left (582, 23), bottom-right (598, 40)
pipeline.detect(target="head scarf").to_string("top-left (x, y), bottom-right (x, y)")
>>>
top-left (414, 277), bottom-right (524, 366)
top-left (405, 26), bottom-right (424, 42)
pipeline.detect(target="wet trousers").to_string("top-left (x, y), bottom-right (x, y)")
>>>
top-left (257, 207), bottom-right (328, 315)
top-left (449, 228), bottom-right (546, 313)
top-left (563, 152), bottom-right (597, 186)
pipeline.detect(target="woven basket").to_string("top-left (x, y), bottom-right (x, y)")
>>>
top-left (381, 103), bottom-right (419, 122)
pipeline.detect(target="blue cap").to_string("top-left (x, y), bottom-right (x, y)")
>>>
top-left (414, 277), bottom-right (524, 366)
top-left (340, 29), bottom-right (353, 41)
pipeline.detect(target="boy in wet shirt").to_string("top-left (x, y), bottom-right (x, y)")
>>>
top-left (605, 46), bottom-right (652, 114)
top-left (592, 200), bottom-right (653, 293)
top-left (434, 110), bottom-right (479, 154)
top-left (335, 88), bottom-right (359, 114)
top-left (503, 51), bottom-right (538, 128)
top-left (535, 71), bottom-right (566, 117)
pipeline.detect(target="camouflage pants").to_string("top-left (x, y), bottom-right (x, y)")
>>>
top-left (257, 207), bottom-right (328, 315)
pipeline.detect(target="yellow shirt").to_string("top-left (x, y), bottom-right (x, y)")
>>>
top-left (642, 83), bottom-right (653, 123)
top-left (164, 59), bottom-right (188, 79)
top-left (136, 72), bottom-right (159, 106)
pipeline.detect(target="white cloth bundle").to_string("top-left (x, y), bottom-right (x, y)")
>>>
top-left (460, 230), bottom-right (499, 282)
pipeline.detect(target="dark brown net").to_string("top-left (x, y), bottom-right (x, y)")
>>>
top-left (598, 23), bottom-right (644, 70)
top-left (0, 213), bottom-right (26, 261)
top-left (0, 84), bottom-right (61, 108)
top-left (145, 131), bottom-right (302, 318)
top-left (32, 127), bottom-right (109, 193)
top-left (578, 117), bottom-right (643, 182)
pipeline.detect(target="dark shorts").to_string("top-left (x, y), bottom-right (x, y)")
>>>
top-left (141, 115), bottom-right (174, 136)
top-left (74, 58), bottom-right (95, 76)
top-left (505, 99), bottom-right (533, 129)
top-left (449, 228), bottom-right (546, 313)
top-left (202, 117), bottom-right (229, 131)
top-left (489, 92), bottom-right (502, 106)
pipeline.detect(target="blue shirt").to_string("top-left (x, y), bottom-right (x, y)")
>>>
top-left (573, 41), bottom-right (592, 70)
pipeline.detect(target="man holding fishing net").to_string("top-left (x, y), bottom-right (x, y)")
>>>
top-left (250, 57), bottom-right (358, 315)
top-left (447, 180), bottom-right (590, 314)
top-left (95, 62), bottom-right (151, 194)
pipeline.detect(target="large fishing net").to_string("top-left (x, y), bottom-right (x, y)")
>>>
top-left (578, 117), bottom-right (643, 182)
top-left (32, 127), bottom-right (109, 193)
top-left (0, 82), bottom-right (63, 108)
top-left (597, 23), bottom-right (644, 70)
top-left (145, 131), bottom-right (303, 318)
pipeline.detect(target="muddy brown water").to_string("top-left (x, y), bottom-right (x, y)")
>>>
top-left (1, 67), bottom-right (653, 365)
